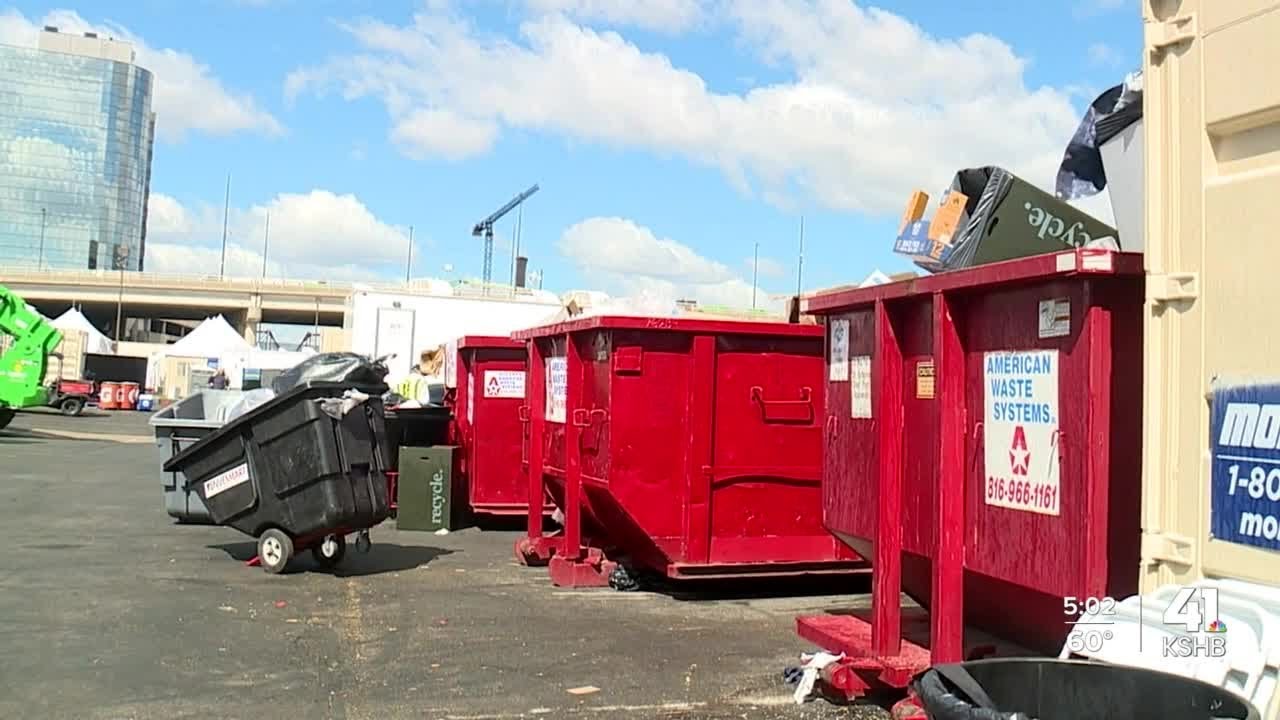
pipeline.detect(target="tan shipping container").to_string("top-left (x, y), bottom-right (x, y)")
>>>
top-left (1064, 4), bottom-right (1280, 718)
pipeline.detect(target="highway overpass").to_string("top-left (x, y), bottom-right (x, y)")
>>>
top-left (0, 269), bottom-right (554, 344)
top-left (1, 269), bottom-right (349, 343)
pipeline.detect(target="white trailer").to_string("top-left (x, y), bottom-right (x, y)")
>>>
top-left (342, 287), bottom-right (562, 382)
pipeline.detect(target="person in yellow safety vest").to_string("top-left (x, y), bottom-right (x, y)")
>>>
top-left (396, 346), bottom-right (445, 404)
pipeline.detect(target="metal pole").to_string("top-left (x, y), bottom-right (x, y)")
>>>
top-left (405, 225), bottom-right (414, 283)
top-left (752, 242), bottom-right (759, 310)
top-left (115, 251), bottom-right (126, 341)
top-left (796, 216), bottom-right (805, 297)
top-left (261, 211), bottom-right (270, 278)
top-left (511, 203), bottom-right (523, 288)
top-left (38, 208), bottom-right (46, 270)
top-left (220, 174), bottom-right (231, 277)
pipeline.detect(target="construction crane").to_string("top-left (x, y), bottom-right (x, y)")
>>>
top-left (472, 184), bottom-right (539, 290)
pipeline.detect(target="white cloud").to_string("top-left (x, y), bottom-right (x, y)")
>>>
top-left (391, 108), bottom-right (499, 160)
top-left (143, 191), bottom-right (412, 280)
top-left (523, 0), bottom-right (709, 34)
top-left (286, 2), bottom-right (1083, 216)
top-left (0, 9), bottom-right (282, 142)
top-left (747, 256), bottom-right (789, 280)
top-left (558, 216), bottom-right (777, 309)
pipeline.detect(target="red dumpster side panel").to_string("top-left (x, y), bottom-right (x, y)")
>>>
top-left (517, 316), bottom-right (866, 582)
top-left (811, 250), bottom-right (1144, 655)
top-left (456, 338), bottom-right (537, 516)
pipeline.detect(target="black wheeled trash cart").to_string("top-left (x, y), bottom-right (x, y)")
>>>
top-left (163, 381), bottom-right (393, 574)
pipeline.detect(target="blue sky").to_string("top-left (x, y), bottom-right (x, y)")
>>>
top-left (1, 0), bottom-right (1141, 308)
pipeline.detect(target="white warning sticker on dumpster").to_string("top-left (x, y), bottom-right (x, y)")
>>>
top-left (545, 356), bottom-right (568, 423)
top-left (483, 370), bottom-right (525, 399)
top-left (983, 350), bottom-right (1060, 516)
top-left (829, 319), bottom-right (850, 382)
top-left (851, 355), bottom-right (872, 418)
top-left (204, 463), bottom-right (250, 499)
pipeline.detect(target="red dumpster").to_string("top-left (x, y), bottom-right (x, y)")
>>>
top-left (794, 249), bottom-right (1144, 699)
top-left (512, 315), bottom-right (866, 587)
top-left (452, 336), bottom-right (554, 520)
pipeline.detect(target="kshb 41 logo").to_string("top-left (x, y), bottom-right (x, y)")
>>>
top-left (1162, 587), bottom-right (1228, 658)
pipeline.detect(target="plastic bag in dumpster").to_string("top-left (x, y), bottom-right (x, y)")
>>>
top-left (317, 389), bottom-right (371, 420)
top-left (911, 659), bottom-right (1258, 720)
top-left (271, 352), bottom-right (387, 395)
top-left (893, 166), bottom-right (1120, 273)
top-left (1056, 71), bottom-right (1144, 201)
top-left (223, 388), bottom-right (276, 422)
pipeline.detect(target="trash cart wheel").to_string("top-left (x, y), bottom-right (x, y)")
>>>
top-left (59, 397), bottom-right (85, 416)
top-left (355, 531), bottom-right (372, 554)
top-left (311, 534), bottom-right (347, 569)
top-left (258, 529), bottom-right (293, 574)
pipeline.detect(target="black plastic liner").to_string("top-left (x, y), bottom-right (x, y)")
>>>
top-left (912, 659), bottom-right (1257, 720)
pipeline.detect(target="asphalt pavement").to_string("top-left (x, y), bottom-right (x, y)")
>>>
top-left (0, 409), bottom-right (886, 720)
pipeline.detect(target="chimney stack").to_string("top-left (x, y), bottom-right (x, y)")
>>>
top-left (515, 256), bottom-right (528, 288)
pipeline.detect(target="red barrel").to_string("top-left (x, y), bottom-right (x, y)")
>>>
top-left (794, 249), bottom-right (1145, 698)
top-left (118, 382), bottom-right (139, 411)
top-left (452, 335), bottom-right (553, 520)
top-left (513, 315), bottom-right (866, 587)
top-left (98, 382), bottom-right (120, 411)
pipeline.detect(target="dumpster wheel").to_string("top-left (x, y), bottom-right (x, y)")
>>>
top-left (311, 534), bottom-right (346, 569)
top-left (258, 529), bottom-right (293, 574)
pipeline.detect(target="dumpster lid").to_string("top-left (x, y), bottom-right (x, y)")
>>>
top-left (512, 315), bottom-right (824, 340)
top-left (802, 249), bottom-right (1144, 315)
top-left (161, 380), bottom-right (388, 474)
top-left (457, 335), bottom-right (524, 350)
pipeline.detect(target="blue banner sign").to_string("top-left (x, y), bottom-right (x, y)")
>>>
top-left (1210, 382), bottom-right (1280, 552)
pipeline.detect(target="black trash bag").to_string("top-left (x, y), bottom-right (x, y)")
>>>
top-left (271, 352), bottom-right (388, 395)
top-left (912, 659), bottom-right (1258, 720)
top-left (1055, 71), bottom-right (1144, 201)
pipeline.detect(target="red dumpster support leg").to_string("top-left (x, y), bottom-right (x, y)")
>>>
top-left (871, 299), bottom-right (904, 656)
top-left (548, 338), bottom-right (613, 587)
top-left (930, 292), bottom-right (965, 663)
top-left (684, 335), bottom-right (715, 565)
top-left (795, 296), bottom-right (954, 700)
top-left (515, 343), bottom-right (562, 566)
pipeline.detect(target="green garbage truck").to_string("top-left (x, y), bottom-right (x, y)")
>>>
top-left (0, 284), bottom-right (63, 431)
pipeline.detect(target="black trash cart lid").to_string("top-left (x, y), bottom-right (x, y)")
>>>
top-left (162, 381), bottom-right (388, 473)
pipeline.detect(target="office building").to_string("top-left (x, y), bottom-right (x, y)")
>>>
top-left (0, 26), bottom-right (156, 271)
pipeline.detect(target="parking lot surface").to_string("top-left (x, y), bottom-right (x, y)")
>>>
top-left (0, 410), bottom-right (886, 719)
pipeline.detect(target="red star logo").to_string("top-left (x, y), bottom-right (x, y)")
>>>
top-left (1009, 425), bottom-right (1030, 476)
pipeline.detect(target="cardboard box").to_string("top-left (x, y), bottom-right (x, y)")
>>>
top-left (899, 190), bottom-right (929, 235)
top-left (928, 190), bottom-right (969, 244)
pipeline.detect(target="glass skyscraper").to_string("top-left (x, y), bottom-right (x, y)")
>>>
top-left (0, 27), bottom-right (156, 272)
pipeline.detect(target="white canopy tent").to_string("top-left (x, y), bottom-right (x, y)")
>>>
top-left (146, 315), bottom-right (254, 391)
top-left (165, 315), bottom-right (253, 358)
top-left (50, 308), bottom-right (114, 354)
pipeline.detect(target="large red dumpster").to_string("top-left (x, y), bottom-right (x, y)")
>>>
top-left (795, 249), bottom-right (1144, 699)
top-left (512, 315), bottom-right (866, 587)
top-left (452, 336), bottom-right (555, 519)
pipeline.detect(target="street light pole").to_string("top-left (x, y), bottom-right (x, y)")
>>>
top-left (220, 173), bottom-right (231, 277)
top-left (261, 211), bottom-right (270, 278)
top-left (38, 207), bottom-right (46, 270)
top-left (405, 225), bottom-right (414, 283)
